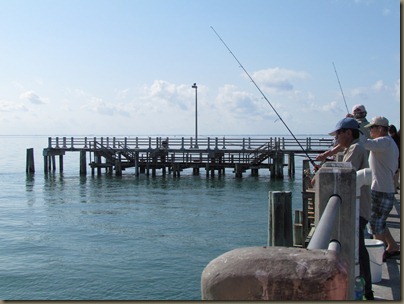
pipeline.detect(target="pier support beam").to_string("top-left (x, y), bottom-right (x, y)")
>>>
top-left (80, 151), bottom-right (87, 175)
top-left (59, 155), bottom-right (64, 173)
top-left (251, 168), bottom-right (259, 176)
top-left (115, 153), bottom-right (122, 176)
top-left (235, 164), bottom-right (243, 178)
top-left (26, 148), bottom-right (35, 173)
top-left (272, 151), bottom-right (284, 178)
top-left (288, 152), bottom-right (295, 177)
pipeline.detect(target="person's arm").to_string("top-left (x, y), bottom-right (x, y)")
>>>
top-left (316, 144), bottom-right (344, 161)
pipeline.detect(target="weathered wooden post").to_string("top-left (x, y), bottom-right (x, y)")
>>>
top-left (135, 151), bottom-right (139, 176)
top-left (26, 148), bottom-right (35, 173)
top-left (115, 153), bottom-right (122, 176)
top-left (268, 191), bottom-right (292, 247)
top-left (43, 155), bottom-right (48, 173)
top-left (80, 150), bottom-right (87, 175)
top-left (273, 151), bottom-right (284, 178)
top-left (59, 155), bottom-right (63, 172)
top-left (51, 155), bottom-right (56, 172)
top-left (288, 152), bottom-right (295, 177)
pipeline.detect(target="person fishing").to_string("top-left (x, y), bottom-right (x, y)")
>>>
top-left (363, 116), bottom-right (400, 262)
top-left (348, 104), bottom-right (371, 142)
top-left (314, 117), bottom-right (374, 299)
top-left (316, 104), bottom-right (370, 162)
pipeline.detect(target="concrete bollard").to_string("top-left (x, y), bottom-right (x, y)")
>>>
top-left (314, 162), bottom-right (356, 300)
top-left (201, 246), bottom-right (347, 300)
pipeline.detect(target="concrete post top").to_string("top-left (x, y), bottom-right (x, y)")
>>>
top-left (201, 246), bottom-right (348, 301)
top-left (322, 162), bottom-right (353, 169)
top-left (203, 246), bottom-right (345, 276)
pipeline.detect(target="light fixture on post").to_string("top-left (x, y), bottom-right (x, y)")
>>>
top-left (192, 83), bottom-right (198, 148)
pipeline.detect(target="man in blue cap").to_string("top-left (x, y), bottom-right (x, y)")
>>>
top-left (313, 117), bottom-right (374, 299)
top-left (317, 105), bottom-right (370, 162)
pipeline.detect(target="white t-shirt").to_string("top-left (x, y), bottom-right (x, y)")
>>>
top-left (363, 136), bottom-right (399, 193)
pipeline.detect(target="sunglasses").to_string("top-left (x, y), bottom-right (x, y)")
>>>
top-left (369, 125), bottom-right (380, 129)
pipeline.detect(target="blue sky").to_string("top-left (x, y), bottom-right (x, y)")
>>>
top-left (0, 0), bottom-right (400, 136)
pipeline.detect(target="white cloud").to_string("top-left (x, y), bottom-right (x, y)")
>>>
top-left (0, 100), bottom-right (28, 112)
top-left (350, 86), bottom-right (368, 100)
top-left (394, 79), bottom-right (400, 101)
top-left (115, 88), bottom-right (130, 100)
top-left (141, 80), bottom-right (194, 111)
top-left (372, 80), bottom-right (387, 92)
top-left (19, 90), bottom-right (46, 104)
top-left (81, 97), bottom-right (130, 117)
top-left (251, 67), bottom-right (310, 93)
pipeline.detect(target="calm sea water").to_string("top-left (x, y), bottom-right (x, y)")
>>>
top-left (0, 135), bottom-right (313, 300)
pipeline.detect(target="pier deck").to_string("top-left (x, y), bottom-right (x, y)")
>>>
top-left (41, 136), bottom-right (333, 178)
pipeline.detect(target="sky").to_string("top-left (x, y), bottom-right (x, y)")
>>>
top-left (0, 0), bottom-right (400, 136)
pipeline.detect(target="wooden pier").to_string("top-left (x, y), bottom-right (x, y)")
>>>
top-left (40, 136), bottom-right (333, 178)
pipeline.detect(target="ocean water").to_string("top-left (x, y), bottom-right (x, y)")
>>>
top-left (0, 135), bottom-right (311, 300)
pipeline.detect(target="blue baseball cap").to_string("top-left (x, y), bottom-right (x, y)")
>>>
top-left (329, 117), bottom-right (360, 136)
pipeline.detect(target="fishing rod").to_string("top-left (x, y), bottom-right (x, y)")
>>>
top-left (332, 62), bottom-right (349, 114)
top-left (210, 26), bottom-right (318, 167)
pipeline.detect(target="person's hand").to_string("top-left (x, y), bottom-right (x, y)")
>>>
top-left (316, 153), bottom-right (327, 162)
top-left (313, 164), bottom-right (321, 172)
top-left (345, 113), bottom-right (354, 118)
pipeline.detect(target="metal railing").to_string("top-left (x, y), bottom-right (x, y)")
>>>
top-left (307, 194), bottom-right (342, 250)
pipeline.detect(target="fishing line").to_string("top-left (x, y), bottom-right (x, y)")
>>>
top-left (332, 62), bottom-right (349, 114)
top-left (210, 26), bottom-right (317, 167)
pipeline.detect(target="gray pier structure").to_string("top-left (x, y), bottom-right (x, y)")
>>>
top-left (42, 136), bottom-right (333, 178)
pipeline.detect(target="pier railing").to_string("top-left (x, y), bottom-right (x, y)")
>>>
top-left (307, 195), bottom-right (342, 250)
top-left (41, 136), bottom-right (333, 178)
top-left (47, 136), bottom-right (333, 152)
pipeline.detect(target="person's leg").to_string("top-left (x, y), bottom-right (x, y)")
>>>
top-left (359, 217), bottom-right (373, 299)
top-left (374, 228), bottom-right (400, 252)
top-left (370, 190), bottom-right (400, 253)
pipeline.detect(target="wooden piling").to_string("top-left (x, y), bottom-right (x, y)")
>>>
top-left (115, 153), bottom-right (122, 176)
top-left (59, 155), bottom-right (63, 172)
top-left (288, 152), bottom-right (295, 177)
top-left (80, 150), bottom-right (87, 175)
top-left (268, 191), bottom-right (292, 247)
top-left (26, 148), bottom-right (35, 173)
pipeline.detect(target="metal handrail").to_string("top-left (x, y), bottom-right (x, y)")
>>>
top-left (307, 195), bottom-right (342, 250)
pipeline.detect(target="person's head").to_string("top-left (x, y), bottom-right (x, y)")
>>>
top-left (389, 124), bottom-right (397, 136)
top-left (352, 104), bottom-right (367, 119)
top-left (364, 116), bottom-right (389, 139)
top-left (329, 117), bottom-right (360, 148)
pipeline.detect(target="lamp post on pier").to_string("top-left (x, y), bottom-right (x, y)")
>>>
top-left (192, 83), bottom-right (198, 148)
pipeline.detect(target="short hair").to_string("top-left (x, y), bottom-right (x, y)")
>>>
top-left (389, 124), bottom-right (397, 134)
top-left (351, 129), bottom-right (360, 139)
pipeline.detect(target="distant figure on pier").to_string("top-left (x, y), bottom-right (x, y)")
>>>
top-left (347, 104), bottom-right (371, 142)
top-left (363, 116), bottom-right (400, 262)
